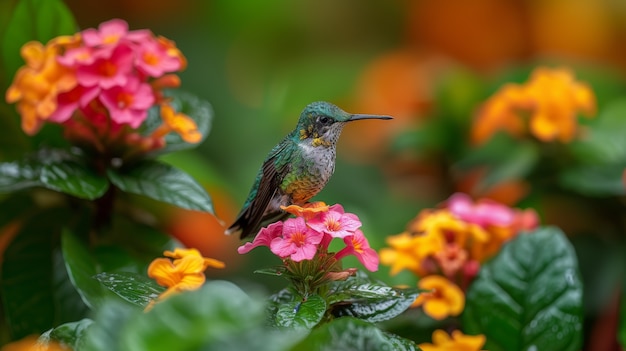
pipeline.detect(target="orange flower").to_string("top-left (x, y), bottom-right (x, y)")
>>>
top-left (147, 248), bottom-right (224, 301)
top-left (412, 275), bottom-right (464, 320)
top-left (152, 103), bottom-right (202, 143)
top-left (419, 329), bottom-right (487, 351)
top-left (6, 36), bottom-right (80, 135)
top-left (472, 66), bottom-right (596, 144)
top-left (280, 201), bottom-right (329, 219)
top-left (163, 247), bottom-right (226, 270)
top-left (1, 335), bottom-right (69, 351)
top-left (434, 243), bottom-right (468, 278)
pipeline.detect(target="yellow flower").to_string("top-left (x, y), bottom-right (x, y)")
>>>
top-left (412, 275), bottom-right (464, 320)
top-left (472, 66), bottom-right (596, 144)
top-left (147, 248), bottom-right (224, 301)
top-left (6, 36), bottom-right (80, 135)
top-left (1, 335), bottom-right (69, 351)
top-left (154, 103), bottom-right (203, 143)
top-left (380, 230), bottom-right (444, 276)
top-left (412, 209), bottom-right (488, 250)
top-left (419, 329), bottom-right (487, 351)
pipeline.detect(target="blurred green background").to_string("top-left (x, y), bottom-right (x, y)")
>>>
top-left (2, 0), bottom-right (626, 348)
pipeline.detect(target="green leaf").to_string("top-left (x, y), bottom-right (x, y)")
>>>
top-left (118, 281), bottom-right (302, 351)
top-left (290, 317), bottom-right (420, 351)
top-left (559, 165), bottom-right (626, 197)
top-left (327, 274), bottom-right (419, 323)
top-left (463, 226), bottom-right (583, 351)
top-left (40, 159), bottom-right (109, 199)
top-left (40, 319), bottom-right (93, 350)
top-left (0, 208), bottom-right (70, 339)
top-left (106, 159), bottom-right (213, 213)
top-left (2, 0), bottom-right (77, 81)
top-left (570, 98), bottom-right (626, 165)
top-left (83, 284), bottom-right (304, 351)
top-left (52, 248), bottom-right (91, 326)
top-left (275, 294), bottom-right (326, 329)
top-left (82, 299), bottom-right (135, 351)
top-left (267, 288), bottom-right (297, 326)
top-left (94, 272), bottom-right (165, 308)
top-left (562, 98), bottom-right (626, 196)
top-left (143, 90), bottom-right (213, 154)
top-left (61, 230), bottom-right (112, 310)
top-left (0, 149), bottom-right (109, 199)
top-left (254, 266), bottom-right (287, 276)
top-left (455, 133), bottom-right (539, 190)
top-left (617, 281), bottom-right (626, 349)
top-left (95, 216), bottom-right (178, 274)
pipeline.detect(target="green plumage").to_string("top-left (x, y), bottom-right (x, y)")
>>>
top-left (226, 101), bottom-right (392, 239)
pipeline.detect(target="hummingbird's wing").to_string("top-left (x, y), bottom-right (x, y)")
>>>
top-left (227, 140), bottom-right (293, 239)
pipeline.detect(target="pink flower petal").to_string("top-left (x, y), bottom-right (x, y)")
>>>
top-left (82, 18), bottom-right (129, 47)
top-left (135, 39), bottom-right (183, 77)
top-left (307, 203), bottom-right (362, 239)
top-left (76, 44), bottom-right (134, 89)
top-left (237, 221), bottom-right (283, 254)
top-left (335, 230), bottom-right (379, 272)
top-left (99, 77), bottom-right (154, 128)
top-left (447, 192), bottom-right (514, 227)
top-left (270, 217), bottom-right (323, 261)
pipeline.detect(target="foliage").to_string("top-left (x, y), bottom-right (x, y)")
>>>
top-left (2, 0), bottom-right (626, 350)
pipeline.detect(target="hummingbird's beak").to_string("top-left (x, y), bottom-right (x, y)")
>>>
top-left (348, 114), bottom-right (393, 122)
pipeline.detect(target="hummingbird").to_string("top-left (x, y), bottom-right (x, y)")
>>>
top-left (226, 101), bottom-right (392, 239)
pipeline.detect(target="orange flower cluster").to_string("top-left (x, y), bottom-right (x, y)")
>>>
top-left (0, 335), bottom-right (69, 351)
top-left (380, 193), bottom-right (537, 320)
top-left (472, 67), bottom-right (596, 144)
top-left (419, 329), bottom-right (486, 351)
top-left (6, 35), bottom-right (80, 135)
top-left (147, 248), bottom-right (224, 304)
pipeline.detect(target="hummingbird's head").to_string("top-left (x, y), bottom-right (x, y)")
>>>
top-left (296, 101), bottom-right (392, 147)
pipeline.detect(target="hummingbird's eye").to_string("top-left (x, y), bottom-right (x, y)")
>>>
top-left (319, 116), bottom-right (331, 124)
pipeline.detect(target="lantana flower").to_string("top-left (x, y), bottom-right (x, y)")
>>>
top-left (6, 36), bottom-right (80, 134)
top-left (237, 202), bottom-right (379, 294)
top-left (270, 217), bottom-right (324, 262)
top-left (472, 66), bottom-right (596, 144)
top-left (419, 329), bottom-right (487, 351)
top-left (307, 204), bottom-right (362, 239)
top-left (335, 229), bottom-right (379, 272)
top-left (381, 192), bottom-right (538, 312)
top-left (5, 18), bottom-right (200, 158)
top-left (412, 275), bottom-right (465, 320)
top-left (147, 248), bottom-right (224, 302)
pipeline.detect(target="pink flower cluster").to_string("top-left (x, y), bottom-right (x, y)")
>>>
top-left (6, 18), bottom-right (199, 157)
top-left (53, 19), bottom-right (184, 128)
top-left (446, 193), bottom-right (539, 232)
top-left (238, 203), bottom-right (379, 272)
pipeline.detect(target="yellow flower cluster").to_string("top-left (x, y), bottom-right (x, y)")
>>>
top-left (472, 67), bottom-right (596, 144)
top-left (380, 193), bottom-right (537, 321)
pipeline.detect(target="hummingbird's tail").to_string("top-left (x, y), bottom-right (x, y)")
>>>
top-left (225, 206), bottom-right (263, 239)
top-left (226, 209), bottom-right (289, 239)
